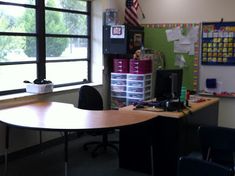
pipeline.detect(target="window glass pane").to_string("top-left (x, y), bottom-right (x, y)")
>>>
top-left (46, 61), bottom-right (88, 85)
top-left (46, 37), bottom-right (87, 59)
top-left (0, 0), bottom-right (35, 5)
top-left (0, 64), bottom-right (36, 92)
top-left (0, 36), bottom-right (36, 62)
top-left (0, 6), bottom-right (36, 33)
top-left (0, 0), bottom-right (90, 95)
top-left (45, 0), bottom-right (87, 12)
top-left (45, 11), bottom-right (87, 35)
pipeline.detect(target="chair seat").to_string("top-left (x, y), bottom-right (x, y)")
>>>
top-left (198, 126), bottom-right (235, 174)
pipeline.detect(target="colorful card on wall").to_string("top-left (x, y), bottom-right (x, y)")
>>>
top-left (201, 22), bottom-right (235, 65)
top-left (110, 25), bottom-right (125, 39)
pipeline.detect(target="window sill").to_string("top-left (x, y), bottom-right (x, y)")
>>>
top-left (0, 82), bottom-right (102, 109)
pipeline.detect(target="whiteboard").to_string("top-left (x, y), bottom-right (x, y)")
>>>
top-left (199, 65), bottom-right (235, 92)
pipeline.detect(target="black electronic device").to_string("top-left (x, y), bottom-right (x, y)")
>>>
top-left (155, 69), bottom-right (183, 102)
top-left (164, 100), bottom-right (185, 112)
top-left (206, 78), bottom-right (217, 88)
top-left (134, 99), bottom-right (185, 112)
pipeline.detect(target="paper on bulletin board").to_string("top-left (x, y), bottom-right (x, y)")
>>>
top-left (187, 26), bottom-right (199, 43)
top-left (174, 41), bottom-right (191, 53)
top-left (166, 27), bottom-right (182, 41)
top-left (188, 44), bottom-right (195, 55)
top-left (175, 54), bottom-right (186, 68)
top-left (173, 26), bottom-right (199, 55)
top-left (174, 42), bottom-right (195, 55)
top-left (179, 37), bottom-right (191, 44)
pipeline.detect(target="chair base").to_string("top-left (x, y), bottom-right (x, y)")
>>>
top-left (83, 141), bottom-right (119, 157)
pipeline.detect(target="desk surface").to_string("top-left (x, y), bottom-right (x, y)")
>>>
top-left (120, 97), bottom-right (219, 118)
top-left (0, 97), bottom-right (219, 130)
top-left (0, 101), bottom-right (157, 130)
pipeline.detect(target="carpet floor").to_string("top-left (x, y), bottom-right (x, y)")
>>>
top-left (0, 132), bottom-right (150, 176)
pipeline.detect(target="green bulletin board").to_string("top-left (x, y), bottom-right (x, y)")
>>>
top-left (143, 24), bottom-right (200, 91)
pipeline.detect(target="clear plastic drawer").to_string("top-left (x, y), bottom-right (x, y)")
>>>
top-left (127, 81), bottom-right (144, 87)
top-left (111, 73), bottom-right (127, 80)
top-left (111, 85), bottom-right (126, 92)
top-left (127, 86), bottom-right (151, 93)
top-left (127, 73), bottom-right (151, 81)
top-left (111, 80), bottom-right (126, 86)
top-left (111, 91), bottom-right (126, 97)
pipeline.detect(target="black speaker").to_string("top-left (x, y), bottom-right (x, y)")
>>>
top-left (103, 25), bottom-right (144, 55)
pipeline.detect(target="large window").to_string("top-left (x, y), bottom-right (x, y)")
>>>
top-left (0, 0), bottom-right (91, 95)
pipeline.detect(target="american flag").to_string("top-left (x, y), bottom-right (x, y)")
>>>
top-left (125, 0), bottom-right (140, 27)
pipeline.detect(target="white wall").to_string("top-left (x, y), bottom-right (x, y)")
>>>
top-left (116, 0), bottom-right (235, 24)
top-left (140, 0), bottom-right (235, 24)
top-left (91, 0), bottom-right (105, 84)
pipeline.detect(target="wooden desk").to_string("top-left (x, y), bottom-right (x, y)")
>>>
top-left (120, 97), bottom-right (219, 118)
top-left (119, 97), bottom-right (219, 176)
top-left (0, 101), bottom-right (157, 176)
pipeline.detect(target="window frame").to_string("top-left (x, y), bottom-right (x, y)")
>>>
top-left (0, 0), bottom-right (92, 95)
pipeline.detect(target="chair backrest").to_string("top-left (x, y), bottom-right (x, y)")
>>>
top-left (177, 156), bottom-right (233, 176)
top-left (198, 126), bottom-right (235, 169)
top-left (78, 85), bottom-right (103, 110)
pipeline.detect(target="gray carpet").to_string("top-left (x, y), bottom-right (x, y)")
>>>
top-left (0, 132), bottom-right (150, 176)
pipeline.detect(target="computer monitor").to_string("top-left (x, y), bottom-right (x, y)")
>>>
top-left (155, 69), bottom-right (183, 101)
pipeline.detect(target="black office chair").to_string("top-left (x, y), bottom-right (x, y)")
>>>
top-left (198, 126), bottom-right (235, 173)
top-left (78, 85), bottom-right (119, 157)
top-left (178, 156), bottom-right (233, 176)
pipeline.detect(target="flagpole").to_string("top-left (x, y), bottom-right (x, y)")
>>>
top-left (138, 4), bottom-right (145, 19)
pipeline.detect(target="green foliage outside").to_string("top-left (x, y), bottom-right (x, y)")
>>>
top-left (0, 12), bottom-right (25, 61)
top-left (60, 0), bottom-right (87, 47)
top-left (0, 0), bottom-right (87, 61)
top-left (23, 7), bottom-right (36, 57)
top-left (25, 0), bottom-right (68, 57)
top-left (60, 0), bottom-right (87, 35)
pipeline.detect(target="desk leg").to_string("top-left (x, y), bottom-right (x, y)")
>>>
top-left (4, 126), bottom-right (9, 176)
top-left (39, 130), bottom-right (43, 154)
top-left (150, 145), bottom-right (154, 176)
top-left (64, 131), bottom-right (68, 176)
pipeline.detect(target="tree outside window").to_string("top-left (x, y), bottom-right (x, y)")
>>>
top-left (0, 0), bottom-right (91, 94)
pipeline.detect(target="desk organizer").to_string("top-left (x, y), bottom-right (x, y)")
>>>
top-left (111, 73), bottom-right (152, 108)
top-left (113, 58), bottom-right (129, 73)
top-left (129, 59), bottom-right (152, 74)
top-left (26, 83), bottom-right (53, 94)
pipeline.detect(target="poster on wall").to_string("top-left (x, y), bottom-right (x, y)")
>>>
top-left (201, 21), bottom-right (235, 65)
top-left (110, 25), bottom-right (125, 39)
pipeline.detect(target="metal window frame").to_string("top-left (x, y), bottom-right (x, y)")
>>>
top-left (0, 0), bottom-right (92, 95)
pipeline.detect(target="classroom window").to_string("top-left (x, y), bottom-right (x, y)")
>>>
top-left (0, 0), bottom-right (91, 95)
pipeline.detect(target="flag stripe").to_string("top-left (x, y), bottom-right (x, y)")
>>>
top-left (125, 0), bottom-right (140, 26)
top-left (125, 9), bottom-right (139, 26)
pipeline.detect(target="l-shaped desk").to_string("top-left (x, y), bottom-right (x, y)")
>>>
top-left (0, 97), bottom-right (219, 176)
